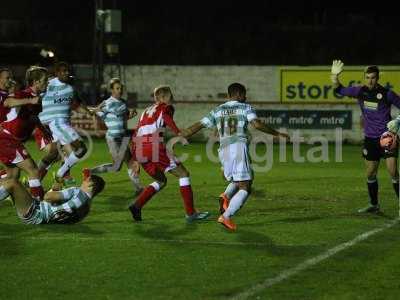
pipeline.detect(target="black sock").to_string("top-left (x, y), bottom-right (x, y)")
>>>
top-left (367, 180), bottom-right (378, 206)
top-left (392, 181), bottom-right (399, 198)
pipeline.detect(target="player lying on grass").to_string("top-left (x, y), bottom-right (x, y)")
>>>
top-left (88, 77), bottom-right (142, 194)
top-left (128, 85), bottom-right (209, 223)
top-left (181, 82), bottom-right (289, 231)
top-left (0, 171), bottom-right (105, 224)
top-left (331, 60), bottom-right (400, 213)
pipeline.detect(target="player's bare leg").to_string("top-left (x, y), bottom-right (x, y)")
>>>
top-left (56, 140), bottom-right (87, 181)
top-left (169, 164), bottom-right (210, 222)
top-left (358, 160), bottom-right (380, 213)
top-left (0, 178), bottom-right (35, 217)
top-left (385, 157), bottom-right (399, 198)
top-left (218, 180), bottom-right (252, 231)
top-left (16, 158), bottom-right (44, 200)
top-left (128, 168), bottom-right (167, 221)
top-left (38, 142), bottom-right (60, 180)
top-left (126, 157), bottom-right (143, 195)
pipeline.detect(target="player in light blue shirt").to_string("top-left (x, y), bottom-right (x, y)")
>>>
top-left (0, 171), bottom-right (105, 224)
top-left (88, 78), bottom-right (142, 194)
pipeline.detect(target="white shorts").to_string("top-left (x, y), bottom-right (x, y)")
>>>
top-left (218, 142), bottom-right (253, 182)
top-left (49, 119), bottom-right (81, 145)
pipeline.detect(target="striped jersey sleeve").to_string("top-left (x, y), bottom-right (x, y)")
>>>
top-left (200, 110), bottom-right (216, 128)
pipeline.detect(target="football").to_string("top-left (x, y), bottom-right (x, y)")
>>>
top-left (380, 131), bottom-right (397, 150)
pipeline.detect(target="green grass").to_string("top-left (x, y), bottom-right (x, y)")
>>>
top-left (0, 140), bottom-right (399, 300)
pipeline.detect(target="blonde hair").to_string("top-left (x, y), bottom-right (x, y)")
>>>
top-left (109, 77), bottom-right (123, 90)
top-left (153, 85), bottom-right (172, 101)
top-left (25, 66), bottom-right (48, 86)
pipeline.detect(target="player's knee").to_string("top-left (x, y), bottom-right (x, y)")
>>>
top-left (151, 180), bottom-right (166, 191)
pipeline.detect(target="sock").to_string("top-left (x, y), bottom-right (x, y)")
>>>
top-left (0, 186), bottom-right (10, 202)
top-left (29, 179), bottom-right (44, 200)
top-left (392, 177), bottom-right (399, 198)
top-left (367, 177), bottom-right (378, 206)
top-left (223, 189), bottom-right (249, 219)
top-left (134, 182), bottom-right (161, 208)
top-left (128, 168), bottom-right (142, 192)
top-left (91, 164), bottom-right (113, 174)
top-left (224, 182), bottom-right (238, 199)
top-left (0, 170), bottom-right (7, 179)
top-left (179, 177), bottom-right (195, 216)
top-left (57, 152), bottom-right (80, 178)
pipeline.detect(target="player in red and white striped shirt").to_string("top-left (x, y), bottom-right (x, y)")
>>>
top-left (128, 85), bottom-right (209, 222)
top-left (0, 66), bottom-right (51, 200)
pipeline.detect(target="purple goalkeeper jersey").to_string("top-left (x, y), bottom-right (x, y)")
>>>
top-left (335, 84), bottom-right (400, 138)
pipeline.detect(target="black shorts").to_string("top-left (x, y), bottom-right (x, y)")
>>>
top-left (362, 137), bottom-right (398, 161)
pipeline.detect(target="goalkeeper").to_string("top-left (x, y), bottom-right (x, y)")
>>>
top-left (331, 60), bottom-right (400, 213)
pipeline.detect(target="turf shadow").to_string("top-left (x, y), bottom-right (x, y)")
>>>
top-left (235, 228), bottom-right (321, 257)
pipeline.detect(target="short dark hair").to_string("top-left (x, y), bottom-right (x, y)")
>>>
top-left (25, 66), bottom-right (48, 86)
top-left (365, 65), bottom-right (379, 75)
top-left (54, 61), bottom-right (69, 72)
top-left (109, 77), bottom-right (123, 89)
top-left (228, 82), bottom-right (246, 98)
top-left (90, 175), bottom-right (105, 196)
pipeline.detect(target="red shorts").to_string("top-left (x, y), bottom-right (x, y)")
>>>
top-left (33, 127), bottom-right (52, 151)
top-left (0, 130), bottom-right (30, 165)
top-left (131, 143), bottom-right (179, 177)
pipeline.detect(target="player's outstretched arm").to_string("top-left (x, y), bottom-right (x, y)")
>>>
top-left (181, 122), bottom-right (205, 139)
top-left (251, 119), bottom-right (290, 140)
top-left (3, 96), bottom-right (39, 107)
top-left (330, 59), bottom-right (344, 88)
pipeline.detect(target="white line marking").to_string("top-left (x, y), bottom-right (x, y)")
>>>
top-left (231, 219), bottom-right (399, 300)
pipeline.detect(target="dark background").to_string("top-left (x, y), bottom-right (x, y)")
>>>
top-left (1, 1), bottom-right (399, 66)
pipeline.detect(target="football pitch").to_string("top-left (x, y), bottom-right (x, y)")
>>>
top-left (1, 140), bottom-right (399, 300)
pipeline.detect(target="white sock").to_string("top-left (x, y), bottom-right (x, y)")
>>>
top-left (224, 182), bottom-right (238, 199)
top-left (28, 179), bottom-right (41, 188)
top-left (0, 186), bottom-right (10, 202)
top-left (128, 169), bottom-right (142, 191)
top-left (57, 152), bottom-right (80, 178)
top-left (223, 190), bottom-right (249, 219)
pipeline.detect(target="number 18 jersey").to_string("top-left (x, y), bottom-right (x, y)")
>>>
top-left (200, 100), bottom-right (257, 147)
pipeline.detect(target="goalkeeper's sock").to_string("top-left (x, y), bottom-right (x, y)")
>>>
top-left (224, 182), bottom-right (238, 199)
top-left (0, 186), bottom-right (10, 203)
top-left (392, 177), bottom-right (399, 198)
top-left (223, 189), bottom-right (249, 219)
top-left (367, 177), bottom-right (378, 206)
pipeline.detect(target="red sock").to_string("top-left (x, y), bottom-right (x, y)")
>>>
top-left (135, 185), bottom-right (157, 208)
top-left (0, 169), bottom-right (7, 179)
top-left (180, 185), bottom-right (195, 215)
top-left (30, 186), bottom-right (44, 200)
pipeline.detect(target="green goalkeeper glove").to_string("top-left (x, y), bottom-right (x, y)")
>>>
top-left (387, 118), bottom-right (400, 133)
